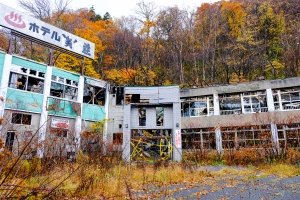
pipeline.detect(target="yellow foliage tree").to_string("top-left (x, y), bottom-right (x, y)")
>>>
top-left (221, 1), bottom-right (246, 39)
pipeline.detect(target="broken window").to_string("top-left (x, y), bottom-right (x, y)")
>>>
top-left (242, 91), bottom-right (268, 113)
top-left (113, 133), bottom-right (123, 145)
top-left (277, 123), bottom-right (300, 148)
top-left (219, 94), bottom-right (242, 115)
top-left (138, 107), bottom-right (146, 126)
top-left (50, 76), bottom-right (78, 100)
top-left (181, 129), bottom-right (201, 149)
top-left (83, 84), bottom-right (106, 105)
top-left (273, 87), bottom-right (300, 111)
top-left (8, 71), bottom-right (44, 94)
top-left (50, 82), bottom-right (64, 98)
top-left (5, 131), bottom-right (15, 151)
top-left (27, 76), bottom-right (44, 93)
top-left (11, 113), bottom-right (32, 125)
top-left (202, 128), bottom-right (216, 150)
top-left (181, 128), bottom-right (215, 150)
top-left (112, 86), bottom-right (124, 105)
top-left (181, 96), bottom-right (213, 117)
top-left (125, 94), bottom-right (140, 104)
top-left (236, 126), bottom-right (271, 149)
top-left (156, 107), bottom-right (164, 126)
top-left (221, 127), bottom-right (236, 149)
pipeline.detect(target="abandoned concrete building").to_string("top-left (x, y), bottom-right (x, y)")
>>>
top-left (1, 51), bottom-right (300, 161)
top-left (180, 78), bottom-right (300, 152)
top-left (0, 3), bottom-right (299, 162)
top-left (0, 52), bottom-right (109, 158)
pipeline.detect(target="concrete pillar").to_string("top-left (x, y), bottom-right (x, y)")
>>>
top-left (74, 76), bottom-right (84, 150)
top-left (215, 127), bottom-right (223, 153)
top-left (271, 123), bottom-right (279, 149)
top-left (172, 102), bottom-right (182, 161)
top-left (241, 93), bottom-right (245, 113)
top-left (206, 98), bottom-right (210, 116)
top-left (37, 66), bottom-right (52, 158)
top-left (122, 104), bottom-right (131, 162)
top-left (266, 89), bottom-right (275, 112)
top-left (102, 84), bottom-right (110, 152)
top-left (213, 93), bottom-right (220, 115)
top-left (0, 54), bottom-right (12, 128)
top-left (277, 90), bottom-right (283, 111)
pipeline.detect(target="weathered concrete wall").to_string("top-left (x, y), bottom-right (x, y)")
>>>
top-left (1, 110), bottom-right (41, 156)
top-left (106, 93), bottom-right (124, 146)
top-left (43, 116), bottom-right (76, 157)
top-left (181, 110), bottom-right (300, 129)
top-left (130, 106), bottom-right (173, 129)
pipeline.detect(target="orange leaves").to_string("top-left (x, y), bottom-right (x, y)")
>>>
top-left (53, 9), bottom-right (117, 78)
top-left (105, 68), bottom-right (136, 85)
top-left (104, 66), bottom-right (157, 86)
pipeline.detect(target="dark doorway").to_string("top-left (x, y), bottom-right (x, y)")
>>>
top-left (5, 131), bottom-right (15, 151)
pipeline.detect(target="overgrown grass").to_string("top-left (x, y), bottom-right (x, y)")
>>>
top-left (1, 144), bottom-right (300, 198)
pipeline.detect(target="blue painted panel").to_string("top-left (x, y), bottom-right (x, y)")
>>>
top-left (52, 68), bottom-right (79, 81)
top-left (5, 88), bottom-right (44, 113)
top-left (0, 52), bottom-right (5, 83)
top-left (12, 56), bottom-right (47, 73)
top-left (82, 103), bottom-right (105, 121)
top-left (47, 97), bottom-right (79, 118)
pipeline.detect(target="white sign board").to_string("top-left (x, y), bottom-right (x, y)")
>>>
top-left (0, 3), bottom-right (95, 59)
top-left (175, 130), bottom-right (181, 149)
top-left (51, 118), bottom-right (69, 129)
top-left (85, 78), bottom-right (106, 88)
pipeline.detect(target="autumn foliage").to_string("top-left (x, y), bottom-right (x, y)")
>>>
top-left (0, 0), bottom-right (299, 86)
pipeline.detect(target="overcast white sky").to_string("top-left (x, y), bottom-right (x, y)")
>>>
top-left (0, 0), bottom-right (219, 18)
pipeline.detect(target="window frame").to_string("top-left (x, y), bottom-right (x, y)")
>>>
top-left (8, 65), bottom-right (45, 94)
top-left (242, 91), bottom-right (268, 113)
top-left (50, 75), bottom-right (78, 101)
top-left (181, 96), bottom-right (214, 117)
top-left (11, 113), bottom-right (32, 125)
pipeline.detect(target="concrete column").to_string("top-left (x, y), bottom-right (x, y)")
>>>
top-left (0, 54), bottom-right (12, 126)
top-left (172, 102), bottom-right (182, 162)
top-left (215, 127), bottom-right (223, 153)
top-left (37, 66), bottom-right (52, 158)
top-left (122, 104), bottom-right (131, 162)
top-left (266, 89), bottom-right (275, 112)
top-left (102, 84), bottom-right (110, 153)
top-left (241, 93), bottom-right (245, 113)
top-left (213, 93), bottom-right (220, 115)
top-left (206, 98), bottom-right (210, 116)
top-left (74, 76), bottom-right (84, 150)
top-left (271, 123), bottom-right (279, 149)
top-left (277, 90), bottom-right (283, 110)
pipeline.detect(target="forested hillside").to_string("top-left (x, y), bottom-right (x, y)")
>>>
top-left (0, 0), bottom-right (299, 87)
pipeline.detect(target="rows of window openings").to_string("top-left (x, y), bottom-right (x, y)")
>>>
top-left (181, 88), bottom-right (300, 117)
top-left (220, 125), bottom-right (271, 149)
top-left (8, 66), bottom-right (108, 104)
top-left (182, 124), bottom-right (300, 150)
